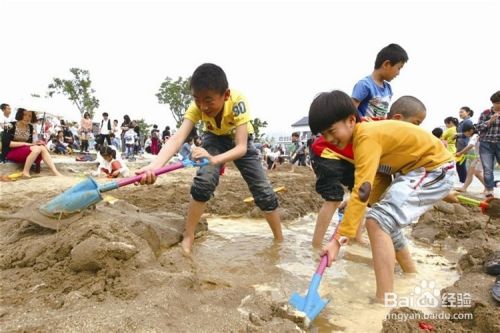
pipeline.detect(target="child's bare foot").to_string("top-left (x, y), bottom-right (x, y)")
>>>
top-left (354, 236), bottom-right (370, 247)
top-left (21, 173), bottom-right (31, 179)
top-left (54, 171), bottom-right (64, 177)
top-left (369, 296), bottom-right (386, 304)
top-left (180, 234), bottom-right (195, 255)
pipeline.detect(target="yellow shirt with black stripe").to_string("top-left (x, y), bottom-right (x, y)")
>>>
top-left (339, 120), bottom-right (453, 238)
top-left (183, 90), bottom-right (254, 136)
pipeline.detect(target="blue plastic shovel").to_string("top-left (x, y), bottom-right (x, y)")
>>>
top-left (39, 159), bottom-right (208, 217)
top-left (289, 212), bottom-right (344, 325)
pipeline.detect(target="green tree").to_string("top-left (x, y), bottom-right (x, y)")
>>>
top-left (250, 118), bottom-right (268, 142)
top-left (47, 68), bottom-right (100, 118)
top-left (156, 76), bottom-right (192, 128)
top-left (135, 118), bottom-right (152, 137)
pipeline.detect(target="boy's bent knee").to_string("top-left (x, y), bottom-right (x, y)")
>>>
top-left (190, 186), bottom-right (213, 202)
top-left (316, 181), bottom-right (344, 201)
top-left (255, 195), bottom-right (279, 212)
top-left (30, 145), bottom-right (42, 153)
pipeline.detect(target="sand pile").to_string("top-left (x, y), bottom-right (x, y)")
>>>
top-left (382, 202), bottom-right (500, 333)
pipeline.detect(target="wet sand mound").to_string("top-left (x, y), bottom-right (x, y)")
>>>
top-left (383, 202), bottom-right (500, 333)
top-left (112, 163), bottom-right (323, 220)
top-left (0, 168), bottom-right (313, 331)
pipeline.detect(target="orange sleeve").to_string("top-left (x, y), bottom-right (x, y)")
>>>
top-left (339, 134), bottom-right (381, 238)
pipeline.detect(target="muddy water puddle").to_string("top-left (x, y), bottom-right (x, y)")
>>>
top-left (197, 214), bottom-right (460, 332)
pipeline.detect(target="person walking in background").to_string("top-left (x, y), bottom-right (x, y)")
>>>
top-left (289, 131), bottom-right (306, 173)
top-left (442, 116), bottom-right (458, 156)
top-left (477, 91), bottom-right (500, 198)
top-left (123, 121), bottom-right (138, 158)
top-left (1, 103), bottom-right (13, 131)
top-left (150, 124), bottom-right (160, 155)
top-left (112, 119), bottom-right (121, 150)
top-left (120, 115), bottom-right (132, 153)
top-left (1, 103), bottom-right (13, 161)
top-left (99, 112), bottom-right (112, 146)
top-left (455, 122), bottom-right (485, 193)
top-left (456, 107), bottom-right (474, 183)
top-left (162, 125), bottom-right (171, 142)
top-left (352, 43), bottom-right (408, 119)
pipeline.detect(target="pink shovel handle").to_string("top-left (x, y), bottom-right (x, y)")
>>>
top-left (116, 161), bottom-right (185, 187)
top-left (316, 214), bottom-right (344, 275)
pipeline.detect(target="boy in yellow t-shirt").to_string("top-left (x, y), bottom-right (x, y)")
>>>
top-left (137, 63), bottom-right (283, 254)
top-left (308, 90), bottom-right (455, 302)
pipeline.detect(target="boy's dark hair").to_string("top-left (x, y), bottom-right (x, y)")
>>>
top-left (0, 103), bottom-right (9, 111)
top-left (83, 111), bottom-right (91, 118)
top-left (190, 63), bottom-right (228, 94)
top-left (490, 90), bottom-right (500, 103)
top-left (431, 127), bottom-right (443, 138)
top-left (387, 96), bottom-right (426, 119)
top-left (374, 43), bottom-right (409, 69)
top-left (102, 112), bottom-right (109, 117)
top-left (460, 106), bottom-right (474, 117)
top-left (291, 132), bottom-right (299, 138)
top-left (309, 90), bottom-right (360, 135)
top-left (462, 122), bottom-right (477, 134)
top-left (444, 116), bottom-right (459, 127)
top-left (100, 146), bottom-right (116, 159)
top-left (15, 108), bottom-right (38, 123)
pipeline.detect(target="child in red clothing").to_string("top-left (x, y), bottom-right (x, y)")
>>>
top-left (97, 146), bottom-right (128, 178)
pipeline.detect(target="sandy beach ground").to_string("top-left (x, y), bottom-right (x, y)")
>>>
top-left (0, 157), bottom-right (498, 332)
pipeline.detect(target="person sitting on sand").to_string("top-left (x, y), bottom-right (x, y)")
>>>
top-left (137, 63), bottom-right (283, 254)
top-left (308, 90), bottom-right (454, 302)
top-left (0, 108), bottom-right (62, 178)
top-left (94, 145), bottom-right (128, 178)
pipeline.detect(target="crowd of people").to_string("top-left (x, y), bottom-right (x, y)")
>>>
top-left (1, 43), bottom-right (499, 306)
top-left (432, 101), bottom-right (500, 198)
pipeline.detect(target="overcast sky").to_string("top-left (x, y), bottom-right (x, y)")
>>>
top-left (1, 0), bottom-right (499, 136)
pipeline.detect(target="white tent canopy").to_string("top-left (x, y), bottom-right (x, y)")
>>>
top-left (11, 95), bottom-right (82, 122)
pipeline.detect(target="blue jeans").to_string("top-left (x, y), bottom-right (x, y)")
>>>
top-left (479, 141), bottom-right (500, 190)
top-left (190, 132), bottom-right (278, 212)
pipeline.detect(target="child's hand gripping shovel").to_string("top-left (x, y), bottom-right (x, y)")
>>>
top-left (38, 159), bottom-right (209, 221)
top-left (289, 213), bottom-right (348, 326)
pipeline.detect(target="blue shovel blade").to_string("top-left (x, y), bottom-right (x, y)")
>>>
top-left (289, 273), bottom-right (330, 323)
top-left (39, 177), bottom-right (102, 215)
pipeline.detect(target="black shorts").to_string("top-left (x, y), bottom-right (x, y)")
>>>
top-left (311, 152), bottom-right (354, 201)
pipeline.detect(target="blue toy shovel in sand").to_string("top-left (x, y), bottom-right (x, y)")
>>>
top-left (39, 158), bottom-right (208, 217)
top-left (289, 213), bottom-right (346, 325)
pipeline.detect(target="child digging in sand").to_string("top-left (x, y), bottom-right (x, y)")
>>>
top-left (137, 63), bottom-right (283, 254)
top-left (308, 90), bottom-right (454, 302)
top-left (310, 95), bottom-right (427, 247)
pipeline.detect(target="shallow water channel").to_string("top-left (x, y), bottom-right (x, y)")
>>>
top-left (196, 213), bottom-right (460, 332)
